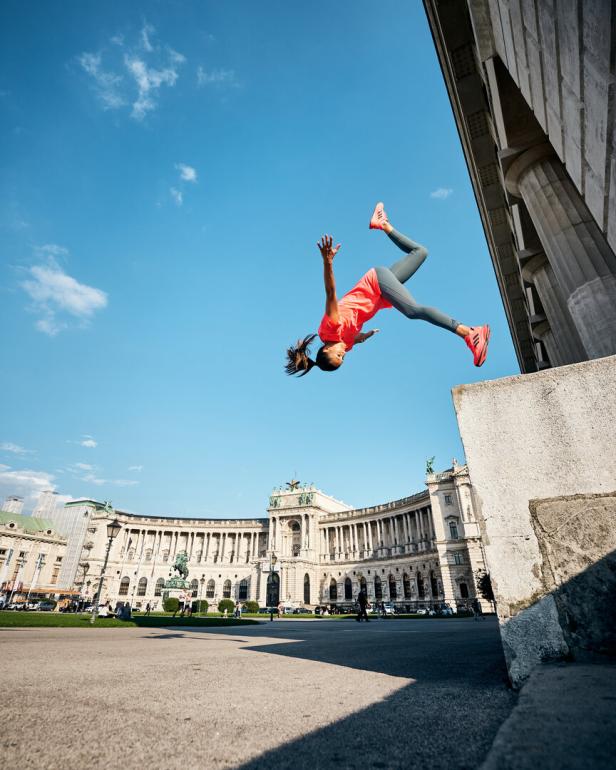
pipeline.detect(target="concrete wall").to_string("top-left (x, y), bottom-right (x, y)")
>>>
top-left (452, 354), bottom-right (616, 686)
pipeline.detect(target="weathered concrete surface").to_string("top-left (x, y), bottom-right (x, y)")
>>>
top-left (530, 492), bottom-right (616, 658)
top-left (0, 619), bottom-right (514, 770)
top-left (480, 662), bottom-right (616, 770)
top-left (452, 354), bottom-right (616, 686)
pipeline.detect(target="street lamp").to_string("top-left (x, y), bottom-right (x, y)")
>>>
top-left (90, 518), bottom-right (122, 624)
top-left (199, 574), bottom-right (205, 615)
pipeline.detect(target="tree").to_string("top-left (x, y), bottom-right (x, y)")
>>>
top-left (163, 597), bottom-right (179, 614)
top-left (218, 598), bottom-right (235, 614)
top-left (476, 570), bottom-right (496, 609)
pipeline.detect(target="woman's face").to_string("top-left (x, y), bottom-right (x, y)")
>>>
top-left (324, 341), bottom-right (346, 368)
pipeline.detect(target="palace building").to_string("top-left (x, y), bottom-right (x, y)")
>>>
top-left (1, 465), bottom-right (489, 612)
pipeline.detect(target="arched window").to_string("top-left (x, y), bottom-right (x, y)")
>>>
top-left (459, 582), bottom-right (469, 599)
top-left (119, 577), bottom-right (130, 596)
top-left (290, 520), bottom-right (301, 557)
top-left (155, 578), bottom-right (165, 596)
top-left (304, 573), bottom-right (310, 605)
top-left (449, 521), bottom-right (459, 539)
top-left (239, 578), bottom-right (248, 600)
top-left (344, 577), bottom-right (352, 600)
top-left (403, 573), bottom-right (412, 599)
top-left (266, 572), bottom-right (280, 606)
top-left (374, 575), bottom-right (382, 599)
top-left (430, 571), bottom-right (439, 597)
top-left (223, 579), bottom-right (232, 598)
top-left (137, 577), bottom-right (147, 596)
top-left (329, 578), bottom-right (338, 601)
top-left (388, 575), bottom-right (397, 600)
top-left (416, 573), bottom-right (425, 598)
top-left (206, 579), bottom-right (215, 599)
top-left (190, 579), bottom-right (199, 598)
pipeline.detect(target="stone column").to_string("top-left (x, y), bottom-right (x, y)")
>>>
top-left (506, 144), bottom-right (616, 358)
top-left (521, 251), bottom-right (587, 365)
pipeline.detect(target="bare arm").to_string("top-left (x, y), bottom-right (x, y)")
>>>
top-left (317, 234), bottom-right (341, 325)
top-left (354, 329), bottom-right (380, 344)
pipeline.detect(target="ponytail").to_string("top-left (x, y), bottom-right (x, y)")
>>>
top-left (285, 334), bottom-right (317, 376)
top-left (285, 334), bottom-right (340, 376)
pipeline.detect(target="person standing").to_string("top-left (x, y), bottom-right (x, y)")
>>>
top-left (356, 589), bottom-right (370, 622)
top-left (145, 602), bottom-right (151, 616)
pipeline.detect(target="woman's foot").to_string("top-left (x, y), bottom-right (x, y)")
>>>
top-left (369, 202), bottom-right (389, 230)
top-left (465, 325), bottom-right (491, 367)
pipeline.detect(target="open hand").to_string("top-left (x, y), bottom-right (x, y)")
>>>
top-left (317, 234), bottom-right (341, 263)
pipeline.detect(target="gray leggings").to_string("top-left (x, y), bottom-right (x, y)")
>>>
top-left (375, 229), bottom-right (460, 333)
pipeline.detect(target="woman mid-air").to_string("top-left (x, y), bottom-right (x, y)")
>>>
top-left (285, 203), bottom-right (490, 376)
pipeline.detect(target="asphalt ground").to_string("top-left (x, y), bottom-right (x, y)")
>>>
top-left (0, 617), bottom-right (515, 770)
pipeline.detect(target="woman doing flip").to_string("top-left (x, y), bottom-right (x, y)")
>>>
top-left (285, 203), bottom-right (490, 376)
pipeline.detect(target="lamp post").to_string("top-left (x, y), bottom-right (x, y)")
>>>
top-left (90, 518), bottom-right (122, 624)
top-left (199, 575), bottom-right (205, 615)
top-left (267, 552), bottom-right (278, 618)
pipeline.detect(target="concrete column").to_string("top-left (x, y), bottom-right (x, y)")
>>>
top-left (505, 144), bottom-right (616, 358)
top-left (521, 251), bottom-right (587, 365)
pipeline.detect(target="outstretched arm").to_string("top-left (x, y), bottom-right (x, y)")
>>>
top-left (354, 329), bottom-right (380, 344)
top-left (317, 234), bottom-right (341, 324)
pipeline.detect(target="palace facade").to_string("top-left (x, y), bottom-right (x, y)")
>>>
top-left (1, 465), bottom-right (489, 611)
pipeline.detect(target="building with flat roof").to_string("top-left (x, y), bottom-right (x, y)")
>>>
top-left (70, 465), bottom-right (488, 613)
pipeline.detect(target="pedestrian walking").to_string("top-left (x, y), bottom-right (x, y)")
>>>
top-left (145, 602), bottom-right (151, 616)
top-left (356, 589), bottom-right (370, 622)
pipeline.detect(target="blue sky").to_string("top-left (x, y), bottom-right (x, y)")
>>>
top-left (0, 1), bottom-right (519, 517)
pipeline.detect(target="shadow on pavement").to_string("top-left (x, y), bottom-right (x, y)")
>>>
top-left (141, 619), bottom-right (515, 769)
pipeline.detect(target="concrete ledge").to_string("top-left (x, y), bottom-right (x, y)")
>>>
top-left (480, 662), bottom-right (616, 770)
top-left (453, 354), bottom-right (616, 686)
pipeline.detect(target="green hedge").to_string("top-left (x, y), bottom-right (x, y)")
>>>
top-left (196, 600), bottom-right (209, 613)
top-left (244, 600), bottom-right (259, 613)
top-left (163, 597), bottom-right (179, 613)
top-left (218, 598), bottom-right (235, 614)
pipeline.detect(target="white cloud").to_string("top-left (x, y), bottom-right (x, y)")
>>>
top-left (79, 23), bottom-right (185, 121)
top-left (196, 66), bottom-right (237, 88)
top-left (0, 443), bottom-right (35, 456)
top-left (128, 465), bottom-right (143, 472)
top-left (73, 462), bottom-right (94, 471)
top-left (35, 244), bottom-right (69, 258)
top-left (430, 187), bottom-right (454, 200)
top-left (175, 163), bottom-right (197, 183)
top-left (21, 254), bottom-right (108, 336)
top-left (140, 22), bottom-right (155, 53)
top-left (79, 52), bottom-right (126, 110)
top-left (81, 472), bottom-right (138, 488)
top-left (170, 187), bottom-right (183, 206)
top-left (80, 437), bottom-right (97, 448)
top-left (0, 466), bottom-right (57, 512)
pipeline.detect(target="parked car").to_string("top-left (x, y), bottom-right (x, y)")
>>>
top-left (415, 608), bottom-right (428, 615)
top-left (36, 601), bottom-right (57, 611)
top-left (258, 607), bottom-right (278, 614)
top-left (292, 607), bottom-right (311, 614)
top-left (382, 603), bottom-right (396, 616)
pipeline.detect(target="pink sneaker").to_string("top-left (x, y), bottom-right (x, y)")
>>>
top-left (465, 325), bottom-right (491, 367)
top-left (369, 202), bottom-right (389, 230)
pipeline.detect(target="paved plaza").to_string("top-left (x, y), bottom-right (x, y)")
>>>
top-left (1, 617), bottom-right (514, 769)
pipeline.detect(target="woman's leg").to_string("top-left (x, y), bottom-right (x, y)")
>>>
top-left (375, 266), bottom-right (461, 334)
top-left (385, 228), bottom-right (429, 284)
